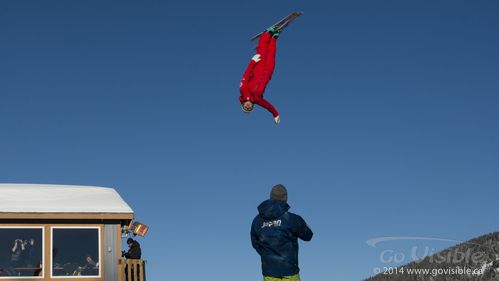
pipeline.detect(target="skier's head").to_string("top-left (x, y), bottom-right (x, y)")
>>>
top-left (242, 101), bottom-right (254, 113)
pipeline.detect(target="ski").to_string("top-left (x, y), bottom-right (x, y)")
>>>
top-left (250, 11), bottom-right (303, 41)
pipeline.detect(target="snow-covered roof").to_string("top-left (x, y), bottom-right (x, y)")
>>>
top-left (0, 184), bottom-right (134, 215)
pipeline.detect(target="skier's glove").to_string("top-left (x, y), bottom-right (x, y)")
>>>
top-left (274, 115), bottom-right (280, 125)
top-left (252, 54), bottom-right (261, 63)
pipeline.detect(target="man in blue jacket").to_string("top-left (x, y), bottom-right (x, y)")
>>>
top-left (251, 184), bottom-right (313, 281)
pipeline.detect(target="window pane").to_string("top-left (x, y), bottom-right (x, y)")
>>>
top-left (52, 228), bottom-right (100, 277)
top-left (0, 228), bottom-right (43, 277)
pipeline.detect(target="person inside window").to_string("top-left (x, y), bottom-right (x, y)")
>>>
top-left (21, 238), bottom-right (35, 267)
top-left (6, 238), bottom-right (25, 276)
top-left (81, 254), bottom-right (99, 276)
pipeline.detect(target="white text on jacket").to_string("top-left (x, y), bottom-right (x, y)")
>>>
top-left (261, 220), bottom-right (282, 228)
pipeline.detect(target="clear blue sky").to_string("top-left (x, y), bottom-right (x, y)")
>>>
top-left (1, 0), bottom-right (498, 280)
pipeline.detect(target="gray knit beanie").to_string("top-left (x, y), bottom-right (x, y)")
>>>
top-left (270, 184), bottom-right (288, 201)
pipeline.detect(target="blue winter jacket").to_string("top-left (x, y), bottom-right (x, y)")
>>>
top-left (251, 200), bottom-right (313, 277)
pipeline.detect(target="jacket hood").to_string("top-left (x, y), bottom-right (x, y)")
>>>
top-left (257, 199), bottom-right (290, 220)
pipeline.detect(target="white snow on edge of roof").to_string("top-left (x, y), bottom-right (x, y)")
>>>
top-left (0, 184), bottom-right (134, 214)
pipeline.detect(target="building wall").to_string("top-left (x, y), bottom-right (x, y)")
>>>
top-left (104, 224), bottom-right (120, 281)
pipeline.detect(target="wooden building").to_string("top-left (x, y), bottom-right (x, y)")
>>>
top-left (0, 184), bottom-right (136, 281)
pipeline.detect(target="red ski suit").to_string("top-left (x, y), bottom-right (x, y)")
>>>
top-left (239, 32), bottom-right (279, 117)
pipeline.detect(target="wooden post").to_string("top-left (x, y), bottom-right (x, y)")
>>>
top-left (127, 260), bottom-right (132, 281)
top-left (133, 262), bottom-right (138, 281)
top-left (139, 261), bottom-right (145, 281)
top-left (118, 259), bottom-right (124, 281)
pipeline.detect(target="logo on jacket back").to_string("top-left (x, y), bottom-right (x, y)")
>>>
top-left (261, 220), bottom-right (282, 228)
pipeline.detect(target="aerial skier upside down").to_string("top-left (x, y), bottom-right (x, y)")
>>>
top-left (239, 27), bottom-right (281, 124)
top-left (239, 12), bottom-right (301, 125)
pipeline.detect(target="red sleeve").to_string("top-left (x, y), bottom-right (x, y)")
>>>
top-left (254, 97), bottom-right (279, 117)
top-left (239, 60), bottom-right (256, 102)
top-left (242, 60), bottom-right (256, 83)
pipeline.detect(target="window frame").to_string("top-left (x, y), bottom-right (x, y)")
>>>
top-left (0, 226), bottom-right (45, 279)
top-left (49, 226), bottom-right (102, 279)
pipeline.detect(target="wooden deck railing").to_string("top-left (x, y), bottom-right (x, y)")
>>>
top-left (118, 259), bottom-right (146, 281)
